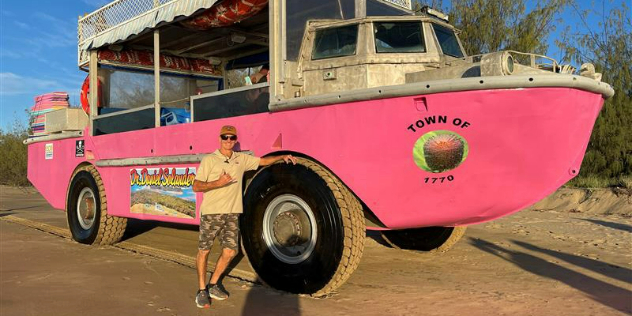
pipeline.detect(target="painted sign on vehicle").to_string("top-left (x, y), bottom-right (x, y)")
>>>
top-left (129, 167), bottom-right (197, 219)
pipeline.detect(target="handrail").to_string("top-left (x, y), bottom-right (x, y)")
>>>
top-left (78, 0), bottom-right (125, 23)
top-left (77, 0), bottom-right (176, 65)
top-left (23, 131), bottom-right (84, 145)
top-left (92, 104), bottom-right (155, 120)
top-left (190, 82), bottom-right (270, 101)
top-left (465, 51), bottom-right (560, 72)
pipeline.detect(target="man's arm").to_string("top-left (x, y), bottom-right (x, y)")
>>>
top-left (192, 170), bottom-right (233, 193)
top-left (259, 154), bottom-right (298, 166)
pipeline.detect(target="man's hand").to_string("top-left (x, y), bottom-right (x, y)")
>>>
top-left (282, 154), bottom-right (297, 165)
top-left (192, 171), bottom-right (234, 192)
top-left (216, 170), bottom-right (233, 187)
top-left (260, 154), bottom-right (299, 166)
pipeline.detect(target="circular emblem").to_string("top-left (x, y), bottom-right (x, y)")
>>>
top-left (413, 130), bottom-right (469, 173)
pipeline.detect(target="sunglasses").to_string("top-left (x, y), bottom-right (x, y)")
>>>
top-left (220, 135), bottom-right (237, 141)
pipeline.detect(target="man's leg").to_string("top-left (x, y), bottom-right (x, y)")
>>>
top-left (207, 214), bottom-right (240, 300)
top-left (196, 249), bottom-right (211, 290)
top-left (195, 214), bottom-right (221, 308)
top-left (209, 247), bottom-right (237, 285)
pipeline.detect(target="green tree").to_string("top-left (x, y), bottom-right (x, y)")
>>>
top-left (557, 1), bottom-right (632, 180)
top-left (0, 118), bottom-right (30, 186)
top-left (447, 0), bottom-right (570, 55)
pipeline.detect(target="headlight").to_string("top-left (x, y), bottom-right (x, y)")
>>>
top-left (504, 53), bottom-right (514, 75)
top-left (480, 51), bottom-right (514, 76)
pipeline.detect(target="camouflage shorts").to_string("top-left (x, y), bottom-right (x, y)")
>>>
top-left (198, 214), bottom-right (240, 251)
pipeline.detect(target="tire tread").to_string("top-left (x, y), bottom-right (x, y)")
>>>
top-left (296, 158), bottom-right (365, 297)
top-left (68, 164), bottom-right (127, 245)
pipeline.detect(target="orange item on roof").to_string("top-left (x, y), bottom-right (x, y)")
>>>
top-left (181, 0), bottom-right (268, 30)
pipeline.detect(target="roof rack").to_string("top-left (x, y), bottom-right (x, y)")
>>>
top-left (77, 0), bottom-right (215, 66)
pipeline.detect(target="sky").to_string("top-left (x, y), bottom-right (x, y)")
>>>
top-left (0, 0), bottom-right (111, 130)
top-left (0, 0), bottom-right (624, 131)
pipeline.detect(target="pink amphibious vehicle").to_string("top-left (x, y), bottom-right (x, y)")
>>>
top-left (26, 0), bottom-right (613, 295)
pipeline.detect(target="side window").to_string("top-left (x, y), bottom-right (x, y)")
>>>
top-left (374, 22), bottom-right (425, 53)
top-left (93, 68), bottom-right (156, 135)
top-left (312, 24), bottom-right (359, 60)
top-left (102, 68), bottom-right (155, 112)
top-left (192, 84), bottom-right (269, 122)
top-left (93, 67), bottom-right (220, 135)
top-left (432, 24), bottom-right (465, 58)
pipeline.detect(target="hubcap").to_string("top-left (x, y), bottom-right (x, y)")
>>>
top-left (263, 194), bottom-right (317, 264)
top-left (77, 187), bottom-right (96, 230)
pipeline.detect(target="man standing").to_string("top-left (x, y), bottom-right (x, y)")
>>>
top-left (192, 125), bottom-right (296, 308)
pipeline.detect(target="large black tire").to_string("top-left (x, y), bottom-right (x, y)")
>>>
top-left (66, 164), bottom-right (127, 245)
top-left (242, 158), bottom-right (365, 296)
top-left (381, 226), bottom-right (466, 253)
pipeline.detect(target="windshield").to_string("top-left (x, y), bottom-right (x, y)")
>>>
top-left (312, 24), bottom-right (359, 60)
top-left (374, 22), bottom-right (425, 53)
top-left (432, 24), bottom-right (464, 58)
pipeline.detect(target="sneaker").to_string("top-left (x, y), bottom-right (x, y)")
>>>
top-left (195, 289), bottom-right (211, 308)
top-left (207, 283), bottom-right (229, 300)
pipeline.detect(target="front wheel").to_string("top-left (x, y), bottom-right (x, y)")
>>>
top-left (242, 158), bottom-right (365, 296)
top-left (66, 164), bottom-right (127, 245)
top-left (381, 226), bottom-right (466, 253)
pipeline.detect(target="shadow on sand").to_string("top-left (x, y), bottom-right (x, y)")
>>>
top-left (0, 204), bottom-right (49, 212)
top-left (0, 211), bottom-right (15, 218)
top-left (581, 218), bottom-right (632, 233)
top-left (239, 284), bottom-right (302, 316)
top-left (512, 240), bottom-right (632, 284)
top-left (121, 218), bottom-right (198, 241)
top-left (239, 250), bottom-right (301, 316)
top-left (195, 251), bottom-right (301, 316)
top-left (469, 237), bottom-right (632, 314)
top-left (365, 230), bottom-right (391, 247)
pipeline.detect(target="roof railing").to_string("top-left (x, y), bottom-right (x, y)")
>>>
top-left (382, 0), bottom-right (412, 10)
top-left (77, 0), bottom-right (175, 65)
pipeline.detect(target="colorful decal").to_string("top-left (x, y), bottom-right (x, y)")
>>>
top-left (45, 143), bottom-right (53, 160)
top-left (413, 130), bottom-right (469, 173)
top-left (408, 115), bottom-right (471, 178)
top-left (75, 140), bottom-right (85, 157)
top-left (130, 167), bottom-right (197, 219)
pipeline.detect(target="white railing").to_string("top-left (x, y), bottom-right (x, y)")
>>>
top-left (381, 0), bottom-right (412, 10)
top-left (77, 0), bottom-right (175, 65)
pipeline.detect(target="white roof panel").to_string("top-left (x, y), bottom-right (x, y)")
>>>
top-left (78, 0), bottom-right (218, 65)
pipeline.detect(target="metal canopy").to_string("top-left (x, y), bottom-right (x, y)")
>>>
top-left (78, 0), bottom-right (218, 65)
top-left (77, 0), bottom-right (412, 66)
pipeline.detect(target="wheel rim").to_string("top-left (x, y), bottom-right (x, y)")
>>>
top-left (262, 194), bottom-right (317, 264)
top-left (76, 187), bottom-right (96, 230)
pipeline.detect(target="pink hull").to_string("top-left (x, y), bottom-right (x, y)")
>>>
top-left (28, 87), bottom-right (603, 228)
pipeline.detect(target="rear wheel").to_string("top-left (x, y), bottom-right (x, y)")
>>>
top-left (381, 226), bottom-right (466, 253)
top-left (242, 158), bottom-right (365, 296)
top-left (67, 164), bottom-right (127, 245)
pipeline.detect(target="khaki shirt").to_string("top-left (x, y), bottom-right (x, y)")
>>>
top-left (195, 150), bottom-right (260, 215)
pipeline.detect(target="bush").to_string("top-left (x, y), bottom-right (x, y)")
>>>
top-left (0, 121), bottom-right (30, 187)
top-left (567, 176), bottom-right (632, 189)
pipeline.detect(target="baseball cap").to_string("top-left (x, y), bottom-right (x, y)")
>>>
top-left (220, 125), bottom-right (237, 136)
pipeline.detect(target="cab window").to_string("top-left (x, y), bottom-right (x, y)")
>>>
top-left (374, 22), bottom-right (425, 53)
top-left (432, 24), bottom-right (464, 58)
top-left (312, 24), bottom-right (359, 60)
